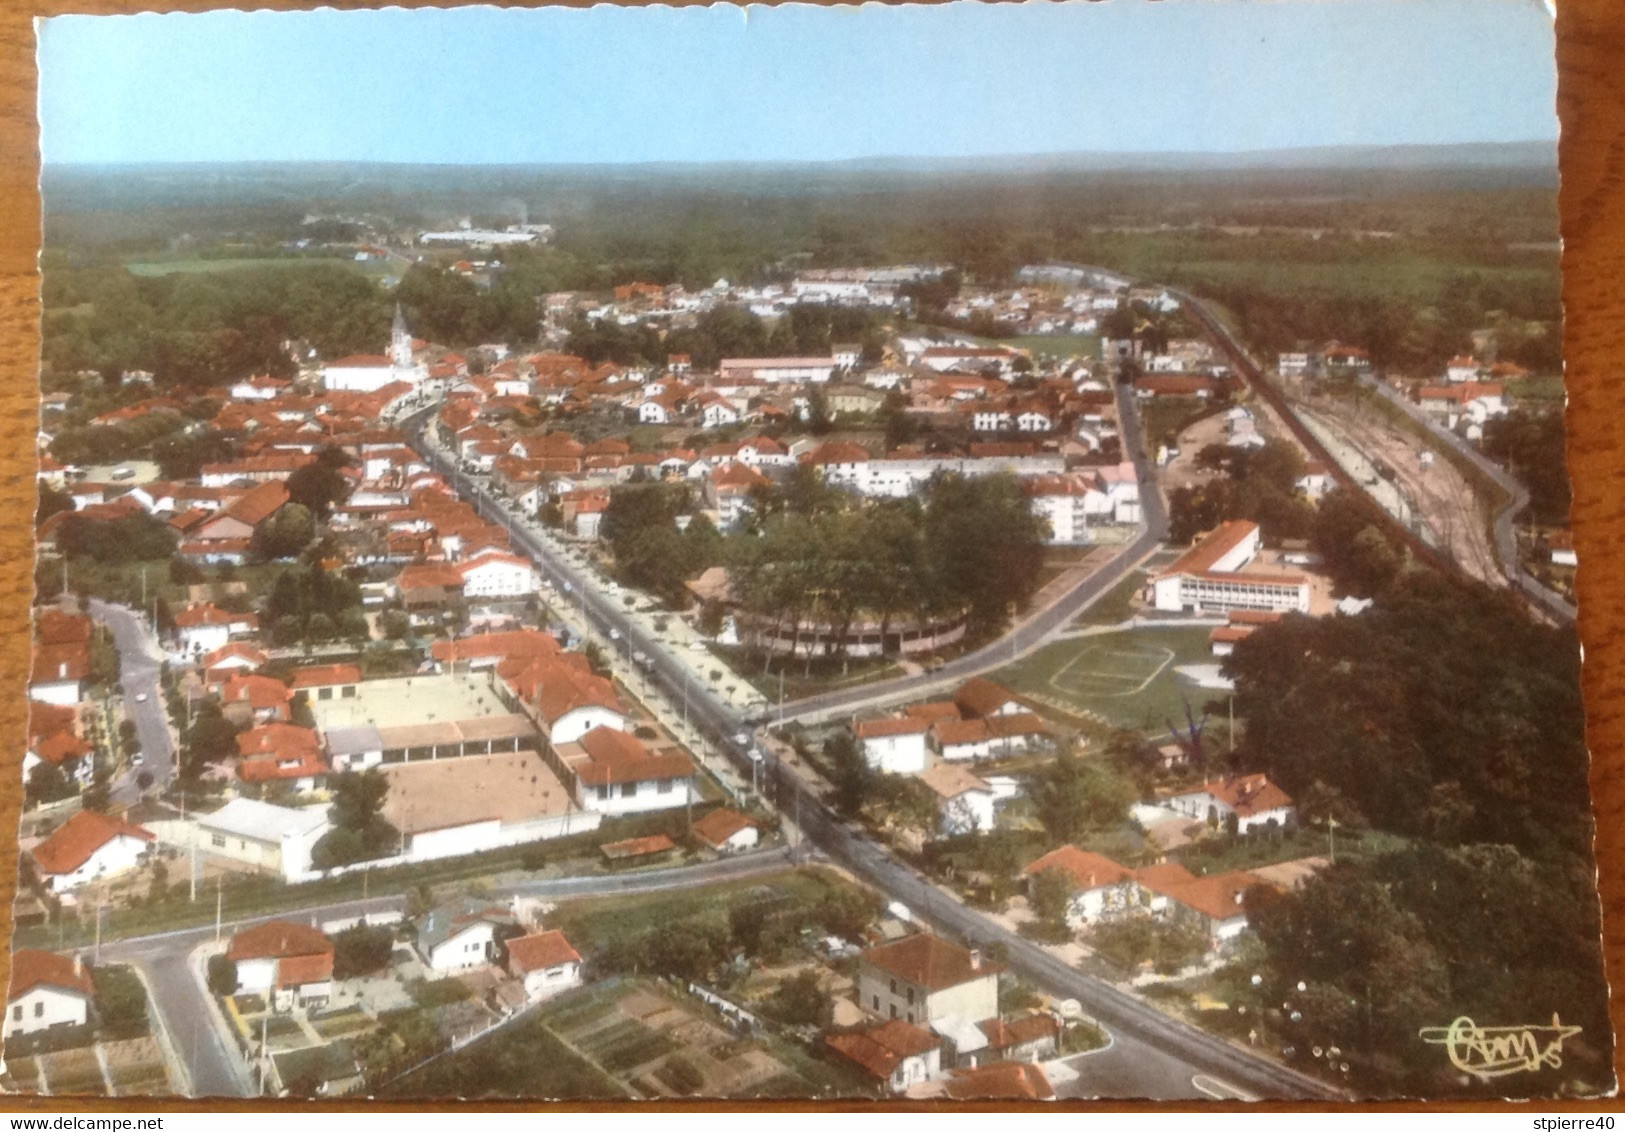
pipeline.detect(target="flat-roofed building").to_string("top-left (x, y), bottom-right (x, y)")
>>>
top-left (193, 798), bottom-right (331, 882)
top-left (309, 671), bottom-right (540, 769)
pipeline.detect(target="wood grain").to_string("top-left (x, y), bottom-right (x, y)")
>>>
top-left (0, 0), bottom-right (1620, 1112)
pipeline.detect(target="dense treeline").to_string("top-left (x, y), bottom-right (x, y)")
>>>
top-left (1167, 441), bottom-right (1315, 545)
top-left (597, 470), bottom-right (1047, 656)
top-left (1220, 569), bottom-right (1608, 1095)
top-left (1483, 408), bottom-right (1571, 527)
top-left (42, 261), bottom-right (392, 387)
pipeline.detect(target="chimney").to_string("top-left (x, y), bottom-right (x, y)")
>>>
top-left (72, 954), bottom-right (83, 977)
top-left (969, 948), bottom-right (982, 971)
top-left (58, 662), bottom-right (67, 679)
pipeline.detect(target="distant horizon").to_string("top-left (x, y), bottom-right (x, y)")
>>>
top-left (39, 1), bottom-right (1558, 166)
top-left (39, 138), bottom-right (1560, 173)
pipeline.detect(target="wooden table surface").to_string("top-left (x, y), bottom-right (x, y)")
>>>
top-left (0, 0), bottom-right (1621, 1111)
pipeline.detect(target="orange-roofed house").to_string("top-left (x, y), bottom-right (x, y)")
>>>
top-left (1165, 773), bottom-right (1295, 835)
top-left (173, 602), bottom-right (257, 657)
top-left (202, 641), bottom-right (268, 681)
top-left (289, 663), bottom-right (362, 702)
top-left (952, 678), bottom-right (1025, 720)
top-left (31, 810), bottom-right (155, 893)
top-left (1131, 864), bottom-right (1270, 946)
top-left (523, 658), bottom-right (628, 745)
top-left (227, 920), bottom-right (334, 1013)
top-left (506, 930), bottom-right (583, 1003)
top-left (431, 628), bottom-right (561, 672)
top-left (556, 726), bottom-right (695, 816)
top-left (6, 949), bottom-right (94, 1038)
top-left (219, 672), bottom-right (293, 725)
top-left (827, 1020), bottom-right (942, 1094)
top-left (857, 934), bottom-right (1001, 1027)
top-left (854, 715), bottom-right (931, 775)
top-left (691, 807), bottom-right (760, 853)
top-left (940, 1060), bottom-right (1055, 1101)
top-left (1023, 845), bottom-right (1144, 927)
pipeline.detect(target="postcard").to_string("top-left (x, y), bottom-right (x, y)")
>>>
top-left (12, 0), bottom-right (1607, 1102)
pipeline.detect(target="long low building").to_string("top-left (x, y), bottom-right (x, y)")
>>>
top-left (1149, 520), bottom-right (1310, 615)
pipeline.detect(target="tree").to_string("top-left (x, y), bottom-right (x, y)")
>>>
top-left (1032, 754), bottom-right (1134, 845)
top-left (206, 954), bottom-right (238, 997)
top-left (826, 731), bottom-right (871, 817)
top-left (766, 970), bottom-right (828, 1026)
top-left (25, 760), bottom-right (78, 808)
top-left (1029, 867), bottom-right (1077, 933)
top-left (252, 502), bottom-right (315, 561)
top-left (380, 609), bottom-right (411, 641)
top-left (924, 472), bottom-right (1047, 637)
top-left (91, 965), bottom-right (149, 1039)
top-left (333, 923), bottom-right (395, 980)
top-left (285, 446), bottom-right (355, 519)
top-left (312, 769), bottom-right (398, 869)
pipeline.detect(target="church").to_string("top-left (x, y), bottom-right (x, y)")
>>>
top-left (320, 306), bottom-right (428, 393)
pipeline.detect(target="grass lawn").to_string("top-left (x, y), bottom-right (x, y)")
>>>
top-left (1140, 395), bottom-right (1222, 451)
top-left (1506, 374), bottom-right (1567, 402)
top-left (1004, 334), bottom-right (1102, 360)
top-left (1174, 825), bottom-right (1410, 875)
top-left (993, 625), bottom-right (1219, 732)
top-left (548, 867), bottom-right (849, 953)
top-left (125, 257), bottom-right (381, 277)
top-left (1075, 566), bottom-right (1151, 626)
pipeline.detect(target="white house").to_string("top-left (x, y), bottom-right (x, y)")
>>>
top-left (172, 603), bottom-right (238, 657)
top-left (1023, 846), bottom-right (1145, 928)
top-left (919, 764), bottom-right (996, 836)
top-left (1445, 355), bottom-right (1483, 383)
top-left (458, 551), bottom-right (539, 598)
top-left (6, 950), bottom-right (93, 1039)
top-left (417, 899), bottom-right (517, 974)
top-left (559, 726), bottom-right (697, 816)
top-left (31, 811), bottom-right (155, 893)
top-left (719, 357), bottom-right (836, 384)
top-left (855, 717), bottom-right (932, 775)
top-left (226, 920), bottom-right (334, 1013)
top-left (692, 808), bottom-right (761, 853)
top-left (193, 798), bottom-right (330, 883)
top-left (827, 1020), bottom-right (943, 1095)
top-left (1164, 773), bottom-right (1295, 834)
top-left (506, 930), bottom-right (583, 1003)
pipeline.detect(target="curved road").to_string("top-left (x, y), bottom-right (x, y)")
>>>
top-left (101, 847), bottom-right (800, 1097)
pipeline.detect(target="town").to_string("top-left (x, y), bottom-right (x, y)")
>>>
top-left (10, 146), bottom-right (1601, 1104)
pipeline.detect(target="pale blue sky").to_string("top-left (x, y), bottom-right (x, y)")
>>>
top-left (37, 0), bottom-right (1559, 166)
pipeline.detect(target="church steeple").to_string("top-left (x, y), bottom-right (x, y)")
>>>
top-left (391, 304), bottom-right (412, 369)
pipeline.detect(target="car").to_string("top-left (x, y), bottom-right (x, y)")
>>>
top-left (134, 693), bottom-right (148, 703)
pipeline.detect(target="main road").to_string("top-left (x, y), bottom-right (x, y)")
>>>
top-left (87, 597), bottom-right (177, 804)
top-left (402, 399), bottom-right (1342, 1100)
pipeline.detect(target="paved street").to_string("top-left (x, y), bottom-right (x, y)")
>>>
top-left (99, 848), bottom-right (799, 1097)
top-left (87, 597), bottom-right (176, 804)
top-left (401, 402), bottom-right (1343, 1101)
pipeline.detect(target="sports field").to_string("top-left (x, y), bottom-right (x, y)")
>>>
top-left (993, 625), bottom-right (1218, 731)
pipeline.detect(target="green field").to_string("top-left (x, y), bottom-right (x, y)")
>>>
top-left (125, 256), bottom-right (387, 277)
top-left (994, 625), bottom-right (1219, 731)
top-left (1506, 374), bottom-right (1567, 401)
top-left (1005, 333), bottom-right (1101, 359)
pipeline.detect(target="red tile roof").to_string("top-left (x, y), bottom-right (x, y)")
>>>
top-left (9, 949), bottom-right (93, 1001)
top-left (1024, 845), bottom-right (1134, 891)
top-left (943, 1061), bottom-right (1054, 1100)
top-left (954, 678), bottom-right (1021, 719)
top-left (228, 919), bottom-right (334, 963)
top-left (855, 716), bottom-right (931, 739)
top-left (276, 951), bottom-right (335, 988)
top-left (860, 934), bottom-right (1002, 992)
top-left (600, 833), bottom-right (677, 860)
top-left (1159, 520), bottom-right (1259, 579)
top-left (570, 727), bottom-right (694, 788)
top-left (826, 1020), bottom-right (940, 1081)
top-left (32, 811), bottom-right (154, 877)
top-left (220, 673), bottom-right (291, 711)
top-left (506, 929), bottom-right (580, 973)
top-left (290, 664), bottom-right (362, 689)
top-left (691, 807), bottom-right (757, 849)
